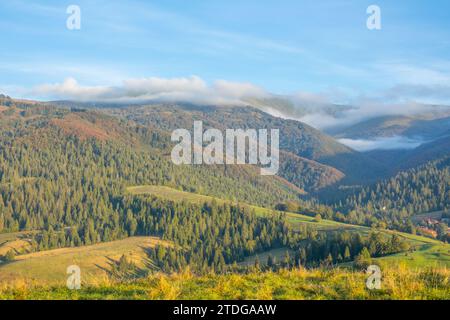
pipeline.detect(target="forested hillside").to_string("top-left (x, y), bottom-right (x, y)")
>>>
top-left (336, 156), bottom-right (450, 237)
top-left (0, 101), bottom-right (305, 251)
top-left (105, 104), bottom-right (386, 186)
top-left (1, 97), bottom-right (449, 280)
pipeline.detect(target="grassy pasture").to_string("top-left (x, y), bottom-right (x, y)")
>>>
top-left (0, 236), bottom-right (167, 286)
top-left (0, 232), bottom-right (35, 256)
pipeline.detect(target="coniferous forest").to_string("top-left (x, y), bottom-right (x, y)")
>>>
top-left (0, 95), bottom-right (448, 300)
top-left (1, 1), bottom-right (450, 302)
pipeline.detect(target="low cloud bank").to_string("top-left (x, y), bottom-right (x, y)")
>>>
top-left (29, 76), bottom-right (450, 144)
top-left (338, 136), bottom-right (426, 152)
top-left (297, 100), bottom-right (435, 131)
top-left (33, 76), bottom-right (269, 105)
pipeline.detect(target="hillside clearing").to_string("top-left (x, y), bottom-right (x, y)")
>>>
top-left (0, 232), bottom-right (36, 256)
top-left (0, 236), bottom-right (168, 286)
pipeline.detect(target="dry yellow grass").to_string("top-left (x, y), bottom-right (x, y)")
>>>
top-left (0, 232), bottom-right (35, 256)
top-left (0, 236), bottom-right (169, 287)
top-left (0, 239), bottom-right (32, 256)
top-left (3, 264), bottom-right (444, 300)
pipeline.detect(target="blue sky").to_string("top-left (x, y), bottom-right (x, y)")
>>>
top-left (1, 0), bottom-right (450, 104)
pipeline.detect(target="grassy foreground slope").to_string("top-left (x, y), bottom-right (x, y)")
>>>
top-left (128, 185), bottom-right (450, 268)
top-left (1, 266), bottom-right (448, 300)
top-left (0, 237), bottom-right (167, 285)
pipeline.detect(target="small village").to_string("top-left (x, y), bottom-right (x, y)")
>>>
top-left (415, 212), bottom-right (450, 240)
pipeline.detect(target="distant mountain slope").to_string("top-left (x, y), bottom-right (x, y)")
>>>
top-left (279, 152), bottom-right (345, 191)
top-left (104, 104), bottom-right (352, 159)
top-left (333, 110), bottom-right (450, 140)
top-left (399, 135), bottom-right (450, 170)
top-left (363, 135), bottom-right (450, 173)
top-left (105, 104), bottom-right (386, 185)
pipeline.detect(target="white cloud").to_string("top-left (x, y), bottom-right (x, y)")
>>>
top-left (338, 136), bottom-right (426, 152)
top-left (292, 93), bottom-right (449, 131)
top-left (299, 113), bottom-right (348, 129)
top-left (121, 76), bottom-right (207, 98)
top-left (17, 70), bottom-right (450, 141)
top-left (35, 78), bottom-right (113, 100)
top-left (32, 76), bottom-right (269, 105)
